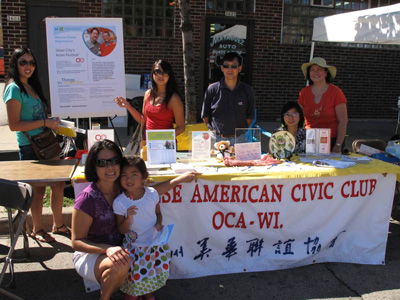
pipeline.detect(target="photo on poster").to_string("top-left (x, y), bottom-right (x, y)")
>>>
top-left (83, 27), bottom-right (117, 57)
top-left (46, 18), bottom-right (126, 118)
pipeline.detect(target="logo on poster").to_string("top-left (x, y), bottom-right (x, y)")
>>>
top-left (76, 58), bottom-right (85, 63)
top-left (95, 134), bottom-right (107, 141)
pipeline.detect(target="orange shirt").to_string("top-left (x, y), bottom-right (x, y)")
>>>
top-left (298, 84), bottom-right (347, 138)
top-left (100, 42), bottom-right (116, 56)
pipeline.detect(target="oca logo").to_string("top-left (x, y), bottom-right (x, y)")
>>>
top-left (76, 57), bottom-right (85, 63)
top-left (95, 134), bottom-right (107, 141)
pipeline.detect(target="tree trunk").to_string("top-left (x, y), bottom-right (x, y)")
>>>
top-left (178, 0), bottom-right (197, 124)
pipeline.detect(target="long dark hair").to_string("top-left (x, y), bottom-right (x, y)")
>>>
top-left (85, 139), bottom-right (123, 183)
top-left (280, 101), bottom-right (305, 129)
top-left (150, 59), bottom-right (179, 106)
top-left (4, 48), bottom-right (49, 111)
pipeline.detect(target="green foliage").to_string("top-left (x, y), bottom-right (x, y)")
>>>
top-left (43, 186), bottom-right (74, 207)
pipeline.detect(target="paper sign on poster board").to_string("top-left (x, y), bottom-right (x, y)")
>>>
top-left (146, 130), bottom-right (176, 165)
top-left (87, 129), bottom-right (114, 150)
top-left (46, 18), bottom-right (126, 118)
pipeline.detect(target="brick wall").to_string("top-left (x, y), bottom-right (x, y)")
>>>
top-left (2, 0), bottom-right (27, 69)
top-left (2, 0), bottom-right (399, 120)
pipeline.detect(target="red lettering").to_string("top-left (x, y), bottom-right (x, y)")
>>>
top-left (172, 185), bottom-right (182, 203)
top-left (204, 184), bottom-right (219, 202)
top-left (359, 180), bottom-right (368, 197)
top-left (236, 212), bottom-right (247, 228)
top-left (308, 183), bottom-right (318, 200)
top-left (324, 182), bottom-right (333, 199)
top-left (242, 185), bottom-right (249, 203)
top-left (291, 184), bottom-right (301, 202)
top-left (260, 185), bottom-right (271, 202)
top-left (220, 185), bottom-right (230, 202)
top-left (271, 185), bottom-right (283, 202)
top-left (248, 186), bottom-right (259, 203)
top-left (350, 180), bottom-right (359, 197)
top-left (369, 179), bottom-right (376, 195)
top-left (225, 212), bottom-right (236, 228)
top-left (212, 211), bottom-right (224, 230)
top-left (161, 192), bottom-right (171, 203)
top-left (341, 181), bottom-right (350, 198)
top-left (231, 185), bottom-right (241, 202)
top-left (190, 184), bottom-right (202, 203)
top-left (257, 212), bottom-right (280, 229)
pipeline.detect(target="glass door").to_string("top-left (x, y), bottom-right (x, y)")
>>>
top-left (204, 18), bottom-right (254, 88)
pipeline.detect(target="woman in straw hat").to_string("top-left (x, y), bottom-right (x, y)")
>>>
top-left (298, 57), bottom-right (348, 153)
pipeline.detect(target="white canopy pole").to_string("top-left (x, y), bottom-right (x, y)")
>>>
top-left (306, 41), bottom-right (316, 86)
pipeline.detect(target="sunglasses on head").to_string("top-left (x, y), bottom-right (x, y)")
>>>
top-left (283, 112), bottom-right (299, 117)
top-left (153, 69), bottom-right (169, 76)
top-left (18, 60), bottom-right (36, 67)
top-left (222, 64), bottom-right (239, 69)
top-left (96, 156), bottom-right (120, 167)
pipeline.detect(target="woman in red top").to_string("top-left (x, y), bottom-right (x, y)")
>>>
top-left (298, 57), bottom-right (348, 153)
top-left (115, 60), bottom-right (185, 140)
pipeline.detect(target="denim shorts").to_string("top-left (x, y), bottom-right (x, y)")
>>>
top-left (19, 144), bottom-right (39, 160)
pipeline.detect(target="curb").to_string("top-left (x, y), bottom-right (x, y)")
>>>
top-left (0, 206), bottom-right (73, 235)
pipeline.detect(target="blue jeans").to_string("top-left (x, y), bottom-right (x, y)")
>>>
top-left (19, 144), bottom-right (39, 160)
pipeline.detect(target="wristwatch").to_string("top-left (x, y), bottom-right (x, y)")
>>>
top-left (335, 143), bottom-right (342, 147)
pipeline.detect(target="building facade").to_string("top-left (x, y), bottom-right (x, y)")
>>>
top-left (2, 0), bottom-right (399, 121)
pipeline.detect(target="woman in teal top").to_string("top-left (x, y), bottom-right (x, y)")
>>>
top-left (3, 48), bottom-right (69, 242)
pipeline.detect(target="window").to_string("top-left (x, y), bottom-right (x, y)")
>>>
top-left (206, 0), bottom-right (255, 13)
top-left (102, 0), bottom-right (175, 37)
top-left (282, 0), bottom-right (399, 44)
top-left (311, 0), bottom-right (334, 7)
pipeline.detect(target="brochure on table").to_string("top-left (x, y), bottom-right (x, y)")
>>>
top-left (146, 129), bottom-right (176, 165)
top-left (87, 129), bottom-right (114, 150)
top-left (190, 131), bottom-right (214, 161)
top-left (234, 128), bottom-right (262, 161)
top-left (306, 128), bottom-right (331, 155)
top-left (46, 18), bottom-right (126, 118)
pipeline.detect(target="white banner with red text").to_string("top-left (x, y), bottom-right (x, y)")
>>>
top-left (159, 173), bottom-right (396, 279)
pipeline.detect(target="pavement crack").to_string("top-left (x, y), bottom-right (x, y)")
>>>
top-left (325, 264), bottom-right (362, 298)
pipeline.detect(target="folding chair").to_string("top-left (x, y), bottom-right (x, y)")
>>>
top-left (0, 179), bottom-right (33, 300)
top-left (352, 139), bottom-right (386, 153)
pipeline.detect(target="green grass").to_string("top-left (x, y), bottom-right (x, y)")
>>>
top-left (43, 186), bottom-right (75, 207)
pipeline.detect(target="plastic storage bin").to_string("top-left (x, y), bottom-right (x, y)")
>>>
top-left (386, 146), bottom-right (400, 159)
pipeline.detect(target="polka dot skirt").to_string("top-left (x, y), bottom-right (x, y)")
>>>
top-left (121, 243), bottom-right (171, 297)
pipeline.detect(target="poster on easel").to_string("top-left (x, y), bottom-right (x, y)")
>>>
top-left (46, 18), bottom-right (126, 118)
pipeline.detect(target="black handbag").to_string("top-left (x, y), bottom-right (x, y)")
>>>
top-left (24, 128), bottom-right (62, 160)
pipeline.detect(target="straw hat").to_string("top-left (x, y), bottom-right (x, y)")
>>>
top-left (301, 57), bottom-right (337, 79)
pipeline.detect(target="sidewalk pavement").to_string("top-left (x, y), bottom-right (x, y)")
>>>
top-left (1, 219), bottom-right (400, 300)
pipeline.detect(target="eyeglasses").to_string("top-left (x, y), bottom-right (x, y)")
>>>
top-left (96, 156), bottom-right (120, 167)
top-left (153, 69), bottom-right (169, 77)
top-left (18, 60), bottom-right (36, 67)
top-left (222, 64), bottom-right (239, 69)
top-left (283, 112), bottom-right (299, 117)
